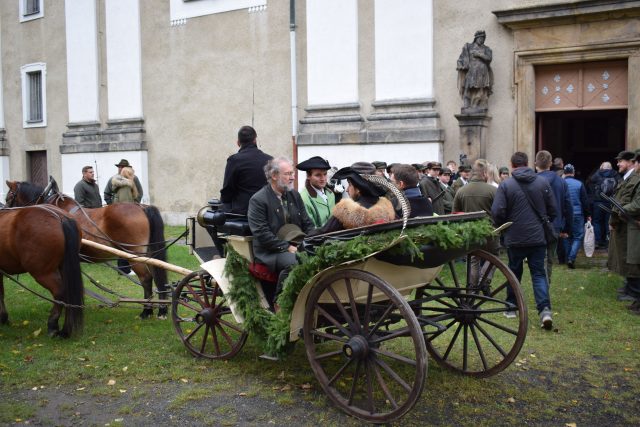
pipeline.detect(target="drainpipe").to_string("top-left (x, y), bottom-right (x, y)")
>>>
top-left (290, 0), bottom-right (298, 186)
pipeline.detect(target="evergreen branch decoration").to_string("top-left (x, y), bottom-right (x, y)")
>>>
top-left (223, 218), bottom-right (495, 357)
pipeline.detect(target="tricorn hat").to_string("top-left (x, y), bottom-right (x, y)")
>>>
top-left (296, 156), bottom-right (331, 171)
top-left (332, 166), bottom-right (386, 198)
top-left (115, 159), bottom-right (131, 167)
top-left (276, 224), bottom-right (306, 244)
top-left (615, 150), bottom-right (635, 161)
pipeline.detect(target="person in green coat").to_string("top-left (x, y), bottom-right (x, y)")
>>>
top-left (296, 156), bottom-right (336, 228)
top-left (608, 151), bottom-right (640, 311)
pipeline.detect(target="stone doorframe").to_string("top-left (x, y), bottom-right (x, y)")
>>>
top-left (513, 43), bottom-right (640, 158)
top-left (494, 0), bottom-right (640, 158)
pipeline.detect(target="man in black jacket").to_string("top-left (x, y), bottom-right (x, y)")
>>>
top-left (390, 163), bottom-right (434, 218)
top-left (492, 152), bottom-right (558, 330)
top-left (220, 126), bottom-right (273, 215)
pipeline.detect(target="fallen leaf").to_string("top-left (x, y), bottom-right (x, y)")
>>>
top-left (566, 423), bottom-right (577, 427)
top-left (23, 355), bottom-right (33, 363)
top-left (530, 354), bottom-right (537, 358)
top-left (31, 387), bottom-right (38, 391)
top-left (33, 328), bottom-right (41, 337)
top-left (300, 383), bottom-right (312, 390)
top-left (238, 392), bottom-right (247, 396)
top-left (22, 320), bottom-right (29, 326)
top-left (119, 389), bottom-right (127, 393)
top-left (507, 397), bottom-right (516, 403)
top-left (76, 387), bottom-right (86, 391)
top-left (78, 357), bottom-right (87, 362)
top-left (107, 379), bottom-right (116, 386)
top-left (623, 367), bottom-right (633, 372)
top-left (280, 384), bottom-right (291, 392)
top-left (180, 378), bottom-right (188, 383)
top-left (122, 366), bottom-right (128, 372)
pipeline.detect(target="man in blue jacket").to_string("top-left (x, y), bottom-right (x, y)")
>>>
top-left (492, 152), bottom-right (558, 330)
top-left (563, 164), bottom-right (590, 269)
top-left (535, 150), bottom-right (572, 282)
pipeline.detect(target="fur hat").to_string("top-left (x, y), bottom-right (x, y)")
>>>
top-left (332, 166), bottom-right (386, 198)
top-left (296, 156), bottom-right (331, 171)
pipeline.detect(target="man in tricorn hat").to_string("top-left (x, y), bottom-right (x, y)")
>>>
top-left (103, 159), bottom-right (143, 205)
top-left (296, 156), bottom-right (335, 228)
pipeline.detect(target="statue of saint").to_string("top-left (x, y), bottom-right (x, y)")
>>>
top-left (457, 30), bottom-right (494, 114)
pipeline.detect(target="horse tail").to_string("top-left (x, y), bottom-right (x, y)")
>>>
top-left (143, 205), bottom-right (168, 300)
top-left (60, 217), bottom-right (84, 336)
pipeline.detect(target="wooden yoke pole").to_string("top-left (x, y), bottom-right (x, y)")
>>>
top-left (81, 239), bottom-right (193, 277)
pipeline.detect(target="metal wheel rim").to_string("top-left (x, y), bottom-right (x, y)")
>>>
top-left (415, 250), bottom-right (528, 378)
top-left (171, 270), bottom-right (247, 360)
top-left (303, 269), bottom-right (427, 423)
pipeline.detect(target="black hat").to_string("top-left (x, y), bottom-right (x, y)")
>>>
top-left (498, 166), bottom-right (509, 174)
top-left (332, 166), bottom-right (386, 198)
top-left (350, 161), bottom-right (376, 175)
top-left (372, 161), bottom-right (387, 170)
top-left (296, 156), bottom-right (331, 171)
top-left (615, 151), bottom-right (635, 161)
top-left (563, 164), bottom-right (575, 174)
top-left (411, 163), bottom-right (426, 171)
top-left (459, 164), bottom-right (472, 172)
top-left (386, 162), bottom-right (400, 174)
top-left (440, 167), bottom-right (452, 175)
top-left (115, 159), bottom-right (131, 167)
top-left (426, 162), bottom-right (442, 170)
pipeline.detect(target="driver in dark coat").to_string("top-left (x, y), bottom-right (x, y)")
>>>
top-left (247, 157), bottom-right (315, 302)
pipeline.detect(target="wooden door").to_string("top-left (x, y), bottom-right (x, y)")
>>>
top-left (28, 151), bottom-right (47, 187)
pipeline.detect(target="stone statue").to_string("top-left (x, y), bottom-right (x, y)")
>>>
top-left (457, 30), bottom-right (493, 114)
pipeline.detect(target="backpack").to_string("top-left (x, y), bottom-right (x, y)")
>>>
top-left (599, 177), bottom-right (617, 197)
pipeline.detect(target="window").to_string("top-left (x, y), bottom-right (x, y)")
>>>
top-left (21, 63), bottom-right (47, 128)
top-left (20, 0), bottom-right (44, 22)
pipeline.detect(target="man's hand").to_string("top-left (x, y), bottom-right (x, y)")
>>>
top-left (559, 232), bottom-right (569, 239)
top-left (287, 245), bottom-right (298, 254)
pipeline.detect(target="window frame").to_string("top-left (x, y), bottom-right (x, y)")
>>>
top-left (20, 63), bottom-right (47, 128)
top-left (19, 0), bottom-right (44, 23)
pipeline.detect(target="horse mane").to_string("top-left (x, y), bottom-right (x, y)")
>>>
top-left (18, 181), bottom-right (45, 202)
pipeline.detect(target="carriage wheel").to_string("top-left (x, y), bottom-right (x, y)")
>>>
top-left (303, 269), bottom-right (427, 423)
top-left (413, 250), bottom-right (527, 378)
top-left (172, 270), bottom-right (247, 359)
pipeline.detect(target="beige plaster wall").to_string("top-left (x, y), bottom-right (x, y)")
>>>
top-left (0, 0), bottom-right (69, 180)
top-left (140, 2), bottom-right (294, 216)
top-left (433, 0), bottom-right (575, 169)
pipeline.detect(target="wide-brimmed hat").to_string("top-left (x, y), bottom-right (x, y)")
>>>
top-left (296, 156), bottom-right (331, 171)
top-left (350, 161), bottom-right (376, 175)
top-left (615, 151), bottom-right (635, 161)
top-left (115, 159), bottom-right (131, 167)
top-left (276, 224), bottom-right (306, 244)
top-left (332, 166), bottom-right (386, 198)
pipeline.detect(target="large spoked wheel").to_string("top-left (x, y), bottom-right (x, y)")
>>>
top-left (172, 270), bottom-right (247, 359)
top-left (413, 250), bottom-right (527, 378)
top-left (303, 269), bottom-right (427, 423)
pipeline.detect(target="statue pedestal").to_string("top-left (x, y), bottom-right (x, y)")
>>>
top-left (455, 113), bottom-right (491, 163)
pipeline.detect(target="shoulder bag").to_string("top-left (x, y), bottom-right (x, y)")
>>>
top-left (515, 181), bottom-right (558, 244)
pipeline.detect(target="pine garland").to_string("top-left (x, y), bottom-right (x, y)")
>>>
top-left (223, 218), bottom-right (495, 357)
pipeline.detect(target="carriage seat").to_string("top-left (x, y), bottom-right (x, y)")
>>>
top-left (219, 218), bottom-right (252, 237)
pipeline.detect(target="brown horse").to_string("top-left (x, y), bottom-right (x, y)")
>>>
top-left (0, 205), bottom-right (84, 336)
top-left (6, 180), bottom-right (169, 319)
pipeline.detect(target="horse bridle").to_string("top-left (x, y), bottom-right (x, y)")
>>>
top-left (5, 181), bottom-right (53, 208)
top-left (5, 186), bottom-right (17, 207)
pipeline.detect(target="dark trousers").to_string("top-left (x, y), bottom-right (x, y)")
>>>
top-left (117, 258), bottom-right (131, 274)
top-left (592, 202), bottom-right (611, 246)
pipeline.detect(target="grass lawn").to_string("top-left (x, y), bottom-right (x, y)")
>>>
top-left (0, 226), bottom-right (638, 425)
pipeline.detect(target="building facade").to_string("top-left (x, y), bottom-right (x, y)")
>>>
top-left (1, 0), bottom-right (638, 222)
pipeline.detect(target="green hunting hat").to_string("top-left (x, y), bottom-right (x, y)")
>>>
top-left (276, 224), bottom-right (306, 244)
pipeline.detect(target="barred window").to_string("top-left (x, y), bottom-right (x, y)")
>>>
top-left (24, 0), bottom-right (39, 16)
top-left (26, 71), bottom-right (42, 122)
top-left (21, 63), bottom-right (47, 128)
top-left (20, 0), bottom-right (43, 22)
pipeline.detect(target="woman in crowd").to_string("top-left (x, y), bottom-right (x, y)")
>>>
top-left (111, 166), bottom-right (138, 203)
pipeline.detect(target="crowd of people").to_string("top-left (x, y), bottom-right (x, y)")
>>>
top-left (216, 125), bottom-right (640, 324)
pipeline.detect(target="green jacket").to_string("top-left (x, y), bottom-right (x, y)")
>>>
top-left (73, 178), bottom-right (102, 208)
top-left (453, 178), bottom-right (496, 215)
top-left (300, 183), bottom-right (336, 228)
top-left (608, 171), bottom-right (640, 275)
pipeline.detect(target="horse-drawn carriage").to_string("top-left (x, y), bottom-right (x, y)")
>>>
top-left (3, 179), bottom-right (528, 423)
top-left (175, 201), bottom-right (527, 423)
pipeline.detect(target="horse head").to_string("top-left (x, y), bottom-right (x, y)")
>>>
top-left (4, 179), bottom-right (56, 207)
